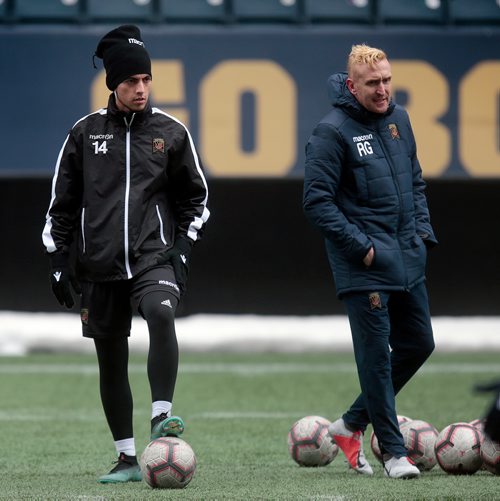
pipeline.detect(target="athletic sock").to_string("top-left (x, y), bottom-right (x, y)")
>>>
top-left (114, 438), bottom-right (136, 457)
top-left (152, 401), bottom-right (172, 419)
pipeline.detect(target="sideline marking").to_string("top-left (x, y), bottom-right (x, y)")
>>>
top-left (0, 362), bottom-right (498, 375)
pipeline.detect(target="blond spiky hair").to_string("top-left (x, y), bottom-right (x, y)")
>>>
top-left (347, 44), bottom-right (387, 77)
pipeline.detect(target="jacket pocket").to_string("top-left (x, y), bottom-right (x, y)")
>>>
top-left (368, 234), bottom-right (398, 273)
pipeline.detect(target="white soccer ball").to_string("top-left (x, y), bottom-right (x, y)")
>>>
top-left (400, 419), bottom-right (438, 471)
top-left (370, 415), bottom-right (412, 464)
top-left (469, 418), bottom-right (485, 430)
top-left (435, 422), bottom-right (482, 475)
top-left (480, 434), bottom-right (500, 475)
top-left (140, 437), bottom-right (196, 488)
top-left (287, 416), bottom-right (338, 467)
top-left (469, 419), bottom-right (487, 470)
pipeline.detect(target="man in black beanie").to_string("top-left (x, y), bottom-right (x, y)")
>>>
top-left (42, 25), bottom-right (210, 483)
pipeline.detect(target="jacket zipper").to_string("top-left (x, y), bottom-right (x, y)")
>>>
top-left (123, 114), bottom-right (135, 279)
top-left (376, 126), bottom-right (409, 289)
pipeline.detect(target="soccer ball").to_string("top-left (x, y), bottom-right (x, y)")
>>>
top-left (469, 418), bottom-right (485, 430)
top-left (287, 416), bottom-right (338, 467)
top-left (480, 434), bottom-right (500, 475)
top-left (399, 419), bottom-right (438, 471)
top-left (370, 415), bottom-right (412, 464)
top-left (435, 422), bottom-right (482, 475)
top-left (469, 419), bottom-right (487, 470)
top-left (140, 437), bottom-right (196, 488)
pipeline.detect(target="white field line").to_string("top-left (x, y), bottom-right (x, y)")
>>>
top-left (0, 312), bottom-right (499, 355)
top-left (0, 409), bottom-right (307, 422)
top-left (0, 362), bottom-right (499, 375)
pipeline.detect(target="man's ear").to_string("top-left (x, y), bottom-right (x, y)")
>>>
top-left (346, 78), bottom-right (356, 95)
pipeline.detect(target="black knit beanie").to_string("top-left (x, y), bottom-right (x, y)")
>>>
top-left (94, 25), bottom-right (152, 91)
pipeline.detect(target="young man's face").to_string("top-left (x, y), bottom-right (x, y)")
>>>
top-left (347, 58), bottom-right (392, 114)
top-left (114, 74), bottom-right (151, 112)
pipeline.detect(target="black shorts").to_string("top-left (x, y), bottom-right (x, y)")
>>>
top-left (80, 265), bottom-right (180, 339)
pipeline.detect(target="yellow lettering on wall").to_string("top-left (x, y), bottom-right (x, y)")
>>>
top-left (90, 69), bottom-right (108, 111)
top-left (200, 60), bottom-right (297, 176)
top-left (392, 61), bottom-right (450, 177)
top-left (460, 61), bottom-right (500, 177)
top-left (149, 61), bottom-right (189, 127)
top-left (90, 61), bottom-right (188, 126)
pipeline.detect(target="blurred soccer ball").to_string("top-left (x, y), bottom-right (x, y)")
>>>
top-left (287, 416), bottom-right (338, 467)
top-left (370, 415), bottom-right (412, 464)
top-left (469, 419), bottom-right (487, 470)
top-left (435, 422), bottom-right (482, 475)
top-left (140, 437), bottom-right (196, 489)
top-left (469, 418), bottom-right (485, 430)
top-left (400, 419), bottom-right (438, 471)
top-left (480, 434), bottom-right (500, 475)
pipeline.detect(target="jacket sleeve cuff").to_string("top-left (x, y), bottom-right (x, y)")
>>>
top-left (48, 251), bottom-right (69, 269)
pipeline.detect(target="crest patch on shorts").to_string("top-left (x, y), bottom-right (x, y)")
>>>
top-left (81, 308), bottom-right (89, 325)
top-left (368, 292), bottom-right (382, 310)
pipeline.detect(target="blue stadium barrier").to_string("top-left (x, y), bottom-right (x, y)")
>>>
top-left (232, 0), bottom-right (300, 23)
top-left (6, 0), bottom-right (500, 25)
top-left (160, 0), bottom-right (228, 23)
top-left (86, 0), bottom-right (154, 23)
top-left (378, 0), bottom-right (447, 24)
top-left (13, 0), bottom-right (82, 22)
top-left (304, 0), bottom-right (374, 24)
top-left (449, 0), bottom-right (500, 24)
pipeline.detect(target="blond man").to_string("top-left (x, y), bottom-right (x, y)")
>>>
top-left (303, 45), bottom-right (437, 479)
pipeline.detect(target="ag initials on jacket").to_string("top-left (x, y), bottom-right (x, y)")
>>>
top-left (352, 133), bottom-right (374, 158)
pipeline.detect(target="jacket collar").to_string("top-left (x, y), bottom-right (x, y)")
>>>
top-left (106, 93), bottom-right (152, 125)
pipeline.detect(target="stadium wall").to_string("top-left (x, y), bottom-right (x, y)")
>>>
top-left (1, 26), bottom-right (499, 178)
top-left (1, 26), bottom-right (499, 316)
top-left (2, 177), bottom-right (499, 316)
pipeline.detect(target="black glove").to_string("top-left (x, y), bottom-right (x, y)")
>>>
top-left (157, 236), bottom-right (193, 296)
top-left (475, 381), bottom-right (500, 442)
top-left (49, 252), bottom-right (81, 309)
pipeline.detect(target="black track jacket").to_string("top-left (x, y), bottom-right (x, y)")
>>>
top-left (43, 95), bottom-right (210, 282)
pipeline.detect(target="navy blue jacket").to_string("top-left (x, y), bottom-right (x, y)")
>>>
top-left (303, 72), bottom-right (437, 297)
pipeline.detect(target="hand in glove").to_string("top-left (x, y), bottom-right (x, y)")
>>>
top-left (157, 237), bottom-right (193, 296)
top-left (49, 252), bottom-right (81, 309)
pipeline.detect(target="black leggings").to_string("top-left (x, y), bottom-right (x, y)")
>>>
top-left (94, 291), bottom-right (179, 441)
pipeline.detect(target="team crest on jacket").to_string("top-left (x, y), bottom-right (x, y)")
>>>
top-left (368, 292), bottom-right (382, 310)
top-left (388, 124), bottom-right (400, 140)
top-left (153, 138), bottom-right (165, 153)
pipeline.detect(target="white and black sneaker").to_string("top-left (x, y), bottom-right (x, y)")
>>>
top-left (384, 456), bottom-right (420, 479)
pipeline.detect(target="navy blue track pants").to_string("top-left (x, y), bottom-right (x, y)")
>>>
top-left (341, 281), bottom-right (435, 458)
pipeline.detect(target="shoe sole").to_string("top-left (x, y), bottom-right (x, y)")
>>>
top-left (99, 476), bottom-right (142, 483)
top-left (98, 469), bottom-right (142, 483)
top-left (384, 470), bottom-right (420, 479)
top-left (349, 464), bottom-right (374, 476)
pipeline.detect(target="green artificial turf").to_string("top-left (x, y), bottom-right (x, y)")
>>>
top-left (0, 351), bottom-right (498, 500)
